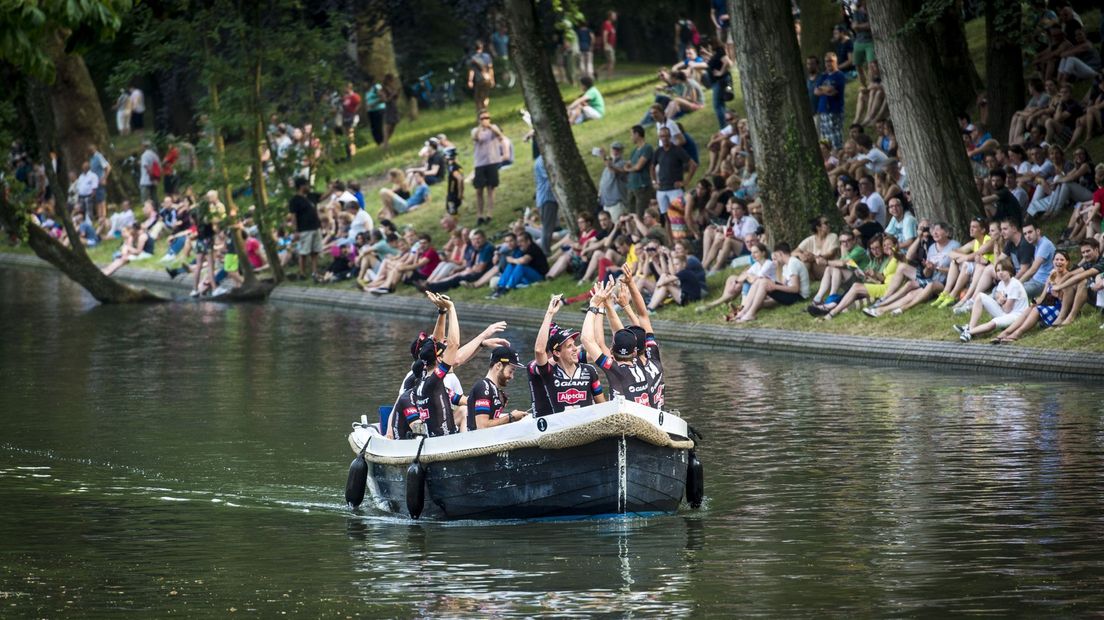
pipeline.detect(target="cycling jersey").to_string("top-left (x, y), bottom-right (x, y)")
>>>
top-left (390, 388), bottom-right (420, 439)
top-left (414, 361), bottom-right (460, 437)
top-left (594, 354), bottom-right (650, 406)
top-left (642, 333), bottom-right (664, 409)
top-left (527, 360), bottom-right (603, 417)
top-left (467, 377), bottom-right (508, 431)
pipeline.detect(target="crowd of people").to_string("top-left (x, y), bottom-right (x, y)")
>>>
top-left (7, 2), bottom-right (1104, 345)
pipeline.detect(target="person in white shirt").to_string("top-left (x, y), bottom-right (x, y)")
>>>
top-left (696, 242), bottom-right (774, 315)
top-left (344, 200), bottom-right (374, 245)
top-left (858, 174), bottom-right (886, 226)
top-left (75, 162), bottom-right (99, 211)
top-left (734, 242), bottom-right (810, 322)
top-left (954, 258), bottom-right (1028, 342)
top-left (129, 87), bottom-right (146, 129)
top-left (648, 104), bottom-right (685, 147)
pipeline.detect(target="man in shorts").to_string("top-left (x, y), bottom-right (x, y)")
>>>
top-left (601, 11), bottom-right (617, 79)
top-left (650, 126), bottom-right (696, 218)
top-left (851, 0), bottom-right (875, 87)
top-left (471, 113), bottom-right (505, 226)
top-left (288, 177), bottom-right (322, 279)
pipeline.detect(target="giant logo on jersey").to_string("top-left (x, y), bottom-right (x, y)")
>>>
top-left (557, 388), bottom-right (587, 405)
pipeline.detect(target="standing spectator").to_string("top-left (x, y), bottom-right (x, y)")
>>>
top-left (472, 113), bottom-right (506, 225)
top-left (129, 86), bottom-right (146, 130)
top-left (625, 125), bottom-right (655, 217)
top-left (577, 20), bottom-right (594, 79)
top-left (534, 151), bottom-right (558, 255)
top-left (445, 148), bottom-right (465, 217)
top-left (650, 126), bottom-right (697, 219)
top-left (710, 0), bottom-right (732, 57)
top-left (851, 0), bottom-right (875, 87)
top-left (805, 55), bottom-right (821, 113)
top-left (490, 24), bottom-right (514, 88)
top-left (597, 142), bottom-right (628, 220)
top-left (567, 75), bottom-right (605, 124)
top-left (380, 74), bottom-right (401, 149)
top-left (601, 11), bottom-right (617, 79)
top-left (705, 38), bottom-right (734, 129)
top-left (162, 142), bottom-right (179, 197)
top-left (468, 40), bottom-right (495, 119)
top-left (113, 89), bottom-right (132, 136)
top-left (341, 83), bottom-right (362, 158)
top-left (138, 139), bottom-right (161, 204)
top-left (75, 161), bottom-right (98, 214)
top-left (192, 190), bottom-right (225, 296)
top-left (814, 52), bottom-right (846, 149)
top-left (87, 144), bottom-right (111, 225)
top-left (289, 177), bottom-right (322, 280)
top-left (363, 79), bottom-right (387, 146)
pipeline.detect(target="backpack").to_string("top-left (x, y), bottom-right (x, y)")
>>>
top-left (149, 160), bottom-right (162, 181)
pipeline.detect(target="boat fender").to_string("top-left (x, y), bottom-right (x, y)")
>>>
top-left (686, 450), bottom-right (704, 509)
top-left (406, 437), bottom-right (428, 519)
top-left (345, 437), bottom-right (371, 509)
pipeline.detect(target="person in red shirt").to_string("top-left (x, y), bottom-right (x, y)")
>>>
top-left (601, 12), bottom-right (617, 80)
top-left (161, 143), bottom-right (179, 197)
top-left (342, 83), bottom-right (362, 158)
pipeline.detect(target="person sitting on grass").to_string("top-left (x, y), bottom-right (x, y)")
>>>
top-left (883, 196), bottom-right (918, 249)
top-left (547, 212), bottom-right (600, 279)
top-left (101, 217), bottom-right (157, 276)
top-left (363, 234), bottom-right (439, 294)
top-left (732, 242), bottom-right (810, 323)
top-left (812, 234), bottom-right (900, 319)
top-left (953, 258), bottom-right (1029, 343)
top-left (425, 229), bottom-right (467, 284)
top-left (427, 229), bottom-right (496, 293)
top-left (863, 221), bottom-right (959, 317)
top-left (378, 170), bottom-right (429, 221)
top-left (932, 217), bottom-right (994, 308)
top-left (1050, 239), bottom-right (1104, 326)
top-left (810, 231), bottom-right (869, 305)
top-left (488, 232), bottom-right (548, 299)
top-left (993, 250), bottom-right (1072, 342)
top-left (700, 198), bottom-right (759, 273)
top-left (1059, 163), bottom-right (1104, 246)
top-left (793, 215), bottom-right (840, 281)
top-left (696, 242), bottom-right (774, 319)
top-left (567, 75), bottom-right (605, 125)
top-left (645, 239), bottom-right (706, 311)
top-left (464, 232), bottom-right (517, 290)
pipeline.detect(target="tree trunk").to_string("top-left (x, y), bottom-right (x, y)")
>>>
top-left (932, 0), bottom-right (981, 115)
top-left (798, 0), bottom-right (840, 65)
top-left (985, 0), bottom-right (1024, 141)
top-left (356, 16), bottom-right (399, 82)
top-left (504, 0), bottom-right (597, 232)
top-left (730, 0), bottom-right (836, 245)
top-left (44, 30), bottom-right (136, 204)
top-left (869, 0), bottom-right (979, 235)
top-left (250, 57), bottom-right (286, 284)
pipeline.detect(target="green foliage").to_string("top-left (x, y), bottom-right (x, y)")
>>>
top-left (0, 0), bottom-right (132, 80)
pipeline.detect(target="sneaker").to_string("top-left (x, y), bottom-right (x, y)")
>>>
top-left (486, 289), bottom-right (502, 300)
top-left (890, 308), bottom-right (903, 316)
top-left (166, 267), bottom-right (180, 280)
top-left (807, 304), bottom-right (829, 317)
top-left (368, 286), bottom-right (392, 295)
top-left (929, 294), bottom-right (945, 307)
top-left (952, 324), bottom-right (967, 336)
top-left (862, 307), bottom-right (879, 318)
top-left (159, 252), bottom-right (176, 264)
top-left (212, 284), bottom-right (232, 296)
top-left (189, 288), bottom-right (200, 298)
top-left (960, 330), bottom-right (972, 343)
top-left (936, 294), bottom-right (956, 308)
top-left (952, 300), bottom-right (973, 315)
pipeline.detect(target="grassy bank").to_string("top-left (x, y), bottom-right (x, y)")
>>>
top-left (7, 17), bottom-right (1104, 354)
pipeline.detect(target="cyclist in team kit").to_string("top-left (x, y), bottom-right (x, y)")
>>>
top-left (528, 295), bottom-right (606, 418)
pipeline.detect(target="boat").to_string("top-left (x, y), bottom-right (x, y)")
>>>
top-left (344, 397), bottom-right (703, 521)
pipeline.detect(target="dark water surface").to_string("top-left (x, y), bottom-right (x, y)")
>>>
top-left (2, 267), bottom-right (1103, 617)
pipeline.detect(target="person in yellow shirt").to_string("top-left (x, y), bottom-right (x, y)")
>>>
top-left (934, 217), bottom-right (995, 308)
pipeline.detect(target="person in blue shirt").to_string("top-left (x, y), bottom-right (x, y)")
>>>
top-left (534, 152), bottom-right (558, 255)
top-left (425, 229), bottom-right (496, 292)
top-left (814, 52), bottom-right (846, 149)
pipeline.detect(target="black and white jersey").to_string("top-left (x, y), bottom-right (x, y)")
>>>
top-left (527, 360), bottom-right (603, 417)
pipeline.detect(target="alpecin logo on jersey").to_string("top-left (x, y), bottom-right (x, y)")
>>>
top-left (474, 398), bottom-right (491, 409)
top-left (556, 388), bottom-right (587, 405)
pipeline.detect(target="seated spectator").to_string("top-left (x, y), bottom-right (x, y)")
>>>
top-left (696, 241), bottom-right (773, 319)
top-left (567, 75), bottom-right (605, 124)
top-left (377, 169), bottom-right (410, 220)
top-left (812, 234), bottom-right (900, 319)
top-left (965, 123), bottom-right (999, 177)
top-left (103, 200), bottom-right (135, 238)
top-left (425, 229), bottom-right (467, 283)
top-left (1051, 240), bottom-right (1103, 325)
top-left (954, 258), bottom-right (1030, 342)
top-left (379, 170), bottom-right (429, 220)
top-left (793, 216), bottom-right (840, 280)
top-left (854, 60), bottom-right (888, 126)
top-left (810, 231), bottom-right (868, 304)
top-left (982, 168), bottom-right (1024, 227)
top-left (994, 250), bottom-right (1072, 342)
top-left (488, 232), bottom-right (548, 298)
top-left (646, 239), bottom-right (706, 310)
top-left (405, 139), bottom-right (445, 185)
top-left (426, 229), bottom-right (495, 292)
top-left (934, 217), bottom-right (994, 308)
top-left (1068, 73), bottom-right (1104, 148)
top-left (701, 197), bottom-right (758, 273)
top-left (364, 233), bottom-right (439, 294)
top-left (851, 203), bottom-right (884, 248)
top-left (547, 213), bottom-right (600, 279)
top-left (1056, 27), bottom-right (1101, 84)
top-left (1044, 83), bottom-right (1084, 146)
top-left (1029, 146), bottom-right (1094, 218)
top-left (1020, 219), bottom-right (1057, 300)
top-left (72, 211), bottom-right (99, 248)
top-left (1060, 163), bottom-right (1104, 246)
top-left (883, 196), bottom-right (917, 248)
top-left (465, 232), bottom-right (517, 290)
top-left (1009, 78), bottom-right (1054, 144)
top-left (733, 242), bottom-right (810, 322)
top-left (102, 203), bottom-right (159, 276)
top-left (863, 221), bottom-right (959, 317)
top-left (834, 175), bottom-right (862, 221)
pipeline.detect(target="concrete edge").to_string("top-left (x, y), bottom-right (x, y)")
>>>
top-left (4, 252), bottom-right (1103, 379)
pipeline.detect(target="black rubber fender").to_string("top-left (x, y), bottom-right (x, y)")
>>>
top-left (686, 450), bottom-right (704, 509)
top-left (345, 452), bottom-right (368, 508)
top-left (406, 462), bottom-right (427, 519)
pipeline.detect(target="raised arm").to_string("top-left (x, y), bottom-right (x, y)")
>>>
top-left (622, 263), bottom-right (653, 333)
top-left (534, 294), bottom-right (563, 366)
top-left (456, 321), bottom-right (509, 365)
top-left (441, 298), bottom-right (460, 366)
top-left (580, 286), bottom-right (605, 361)
top-left (615, 276), bottom-right (641, 327)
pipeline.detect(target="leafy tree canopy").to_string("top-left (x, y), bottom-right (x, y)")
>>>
top-left (0, 0), bottom-right (133, 80)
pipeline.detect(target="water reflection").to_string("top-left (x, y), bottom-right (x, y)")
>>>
top-left (3, 267), bottom-right (1104, 616)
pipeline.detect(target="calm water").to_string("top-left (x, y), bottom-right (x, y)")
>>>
top-left (2, 267), bottom-right (1103, 617)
